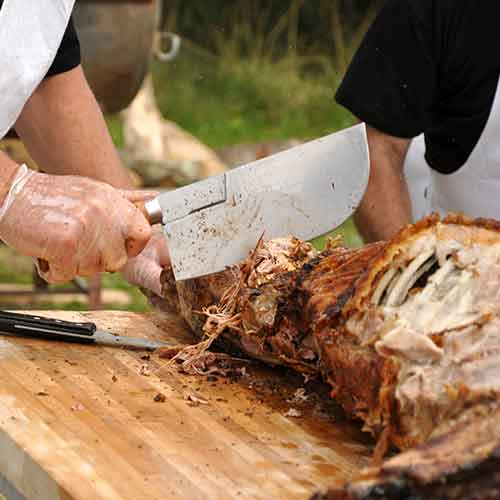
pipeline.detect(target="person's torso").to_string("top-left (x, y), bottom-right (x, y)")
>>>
top-left (406, 69), bottom-right (500, 220)
top-left (416, 0), bottom-right (500, 175)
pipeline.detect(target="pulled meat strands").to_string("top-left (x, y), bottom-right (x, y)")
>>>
top-left (159, 214), bottom-right (500, 499)
top-left (161, 236), bottom-right (326, 374)
top-left (160, 235), bottom-right (384, 376)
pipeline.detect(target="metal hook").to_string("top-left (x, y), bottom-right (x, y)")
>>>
top-left (154, 31), bottom-right (181, 62)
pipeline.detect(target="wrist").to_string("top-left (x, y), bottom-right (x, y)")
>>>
top-left (0, 164), bottom-right (35, 223)
top-left (0, 152), bottom-right (23, 206)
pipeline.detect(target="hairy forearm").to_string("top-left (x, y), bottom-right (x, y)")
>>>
top-left (354, 126), bottom-right (412, 242)
top-left (14, 65), bottom-right (133, 189)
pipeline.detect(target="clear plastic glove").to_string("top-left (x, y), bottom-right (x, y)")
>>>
top-left (120, 225), bottom-right (170, 296)
top-left (0, 164), bottom-right (155, 283)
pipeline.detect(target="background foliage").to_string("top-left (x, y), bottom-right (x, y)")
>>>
top-left (164, 0), bottom-right (382, 59)
top-left (146, 0), bottom-right (383, 148)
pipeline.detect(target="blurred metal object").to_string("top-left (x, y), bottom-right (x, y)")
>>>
top-left (153, 0), bottom-right (180, 61)
top-left (153, 31), bottom-right (181, 61)
top-left (73, 1), bottom-right (156, 113)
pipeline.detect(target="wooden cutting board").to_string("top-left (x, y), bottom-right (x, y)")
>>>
top-left (0, 311), bottom-right (373, 500)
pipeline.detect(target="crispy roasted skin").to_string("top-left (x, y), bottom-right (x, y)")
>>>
top-left (341, 215), bottom-right (500, 449)
top-left (314, 404), bottom-right (500, 500)
top-left (159, 215), bottom-right (500, 499)
top-left (305, 244), bottom-right (390, 427)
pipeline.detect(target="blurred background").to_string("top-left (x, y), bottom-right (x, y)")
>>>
top-left (0, 0), bottom-right (383, 312)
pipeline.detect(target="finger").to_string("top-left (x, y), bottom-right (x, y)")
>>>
top-left (143, 268), bottom-right (162, 296)
top-left (122, 258), bottom-right (163, 296)
top-left (119, 189), bottom-right (158, 203)
top-left (37, 258), bottom-right (78, 284)
top-left (156, 236), bottom-right (171, 267)
top-left (122, 205), bottom-right (153, 258)
top-left (100, 227), bottom-right (129, 272)
top-left (36, 216), bottom-right (83, 269)
top-left (77, 252), bottom-right (105, 277)
top-left (35, 225), bottom-right (82, 282)
top-left (36, 259), bottom-right (50, 275)
top-left (145, 226), bottom-right (170, 266)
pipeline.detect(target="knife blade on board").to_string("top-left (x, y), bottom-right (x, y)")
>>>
top-left (142, 123), bottom-right (370, 281)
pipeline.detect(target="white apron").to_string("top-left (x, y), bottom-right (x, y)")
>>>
top-left (404, 75), bottom-right (500, 220)
top-left (0, 0), bottom-right (75, 138)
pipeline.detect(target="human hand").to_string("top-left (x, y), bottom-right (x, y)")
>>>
top-left (120, 225), bottom-right (170, 296)
top-left (0, 165), bottom-right (155, 283)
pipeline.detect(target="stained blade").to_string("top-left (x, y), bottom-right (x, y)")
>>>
top-left (93, 330), bottom-right (178, 351)
top-left (156, 123), bottom-right (369, 280)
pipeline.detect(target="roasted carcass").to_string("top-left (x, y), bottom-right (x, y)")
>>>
top-left (160, 214), bottom-right (500, 499)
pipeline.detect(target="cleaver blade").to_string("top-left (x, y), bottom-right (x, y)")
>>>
top-left (145, 123), bottom-right (370, 281)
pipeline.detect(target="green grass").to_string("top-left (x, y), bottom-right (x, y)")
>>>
top-left (145, 0), bottom-right (373, 149)
top-left (107, 1), bottom-right (367, 150)
top-left (151, 50), bottom-right (354, 149)
top-left (101, 273), bottom-right (151, 312)
top-left (106, 49), bottom-right (355, 151)
top-left (106, 114), bottom-right (124, 149)
top-left (312, 218), bottom-right (363, 250)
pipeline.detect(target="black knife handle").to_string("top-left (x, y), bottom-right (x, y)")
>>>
top-left (0, 311), bottom-right (97, 344)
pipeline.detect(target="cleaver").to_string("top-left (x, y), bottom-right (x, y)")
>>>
top-left (143, 123), bottom-right (370, 281)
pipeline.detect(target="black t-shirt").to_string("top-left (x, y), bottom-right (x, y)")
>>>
top-left (45, 17), bottom-right (81, 77)
top-left (0, 0), bottom-right (81, 78)
top-left (336, 0), bottom-right (500, 174)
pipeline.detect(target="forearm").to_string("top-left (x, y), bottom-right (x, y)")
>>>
top-left (354, 126), bottom-right (412, 242)
top-left (14, 65), bottom-right (133, 189)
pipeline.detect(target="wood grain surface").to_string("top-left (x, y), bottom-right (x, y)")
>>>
top-left (0, 311), bottom-right (373, 500)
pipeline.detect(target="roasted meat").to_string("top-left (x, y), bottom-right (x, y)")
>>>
top-left (314, 403), bottom-right (500, 500)
top-left (161, 236), bottom-right (386, 375)
top-left (159, 214), bottom-right (500, 499)
top-left (341, 215), bottom-right (500, 450)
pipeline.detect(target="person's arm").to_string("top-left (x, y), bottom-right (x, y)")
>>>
top-left (0, 157), bottom-right (153, 282)
top-left (14, 65), bottom-right (133, 188)
top-left (14, 64), bottom-right (168, 292)
top-left (354, 126), bottom-right (412, 242)
top-left (0, 66), bottom-right (154, 283)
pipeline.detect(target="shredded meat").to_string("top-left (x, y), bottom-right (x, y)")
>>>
top-left (158, 215), bottom-right (500, 499)
top-left (161, 235), bottom-right (384, 375)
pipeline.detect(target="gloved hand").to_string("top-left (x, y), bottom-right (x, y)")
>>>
top-left (120, 224), bottom-right (170, 296)
top-left (0, 164), bottom-right (155, 283)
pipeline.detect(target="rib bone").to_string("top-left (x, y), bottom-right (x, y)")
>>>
top-left (385, 250), bottom-right (435, 306)
top-left (371, 267), bottom-right (397, 306)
